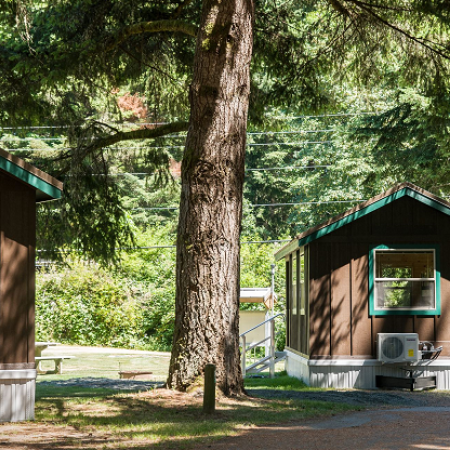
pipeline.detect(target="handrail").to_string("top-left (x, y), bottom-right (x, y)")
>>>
top-left (239, 313), bottom-right (284, 338)
top-left (245, 329), bottom-right (285, 353)
top-left (240, 313), bottom-right (285, 378)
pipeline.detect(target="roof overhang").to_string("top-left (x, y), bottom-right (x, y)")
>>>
top-left (275, 182), bottom-right (450, 261)
top-left (240, 287), bottom-right (277, 309)
top-left (0, 148), bottom-right (63, 202)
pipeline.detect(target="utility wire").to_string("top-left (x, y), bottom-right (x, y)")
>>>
top-left (131, 199), bottom-right (366, 211)
top-left (251, 200), bottom-right (365, 207)
top-left (62, 165), bottom-right (332, 177)
top-left (36, 238), bottom-right (292, 253)
top-left (1, 129), bottom-right (335, 140)
top-left (248, 141), bottom-right (332, 146)
top-left (0, 137), bottom-right (64, 141)
top-left (1, 112), bottom-right (376, 131)
top-left (38, 198), bottom-right (364, 213)
top-left (272, 112), bottom-right (375, 120)
top-left (247, 165), bottom-right (331, 172)
top-left (4, 141), bottom-right (333, 154)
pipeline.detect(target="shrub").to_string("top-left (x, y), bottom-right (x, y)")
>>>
top-left (36, 261), bottom-right (148, 348)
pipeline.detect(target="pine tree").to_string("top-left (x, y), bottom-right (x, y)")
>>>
top-left (1, 0), bottom-right (450, 394)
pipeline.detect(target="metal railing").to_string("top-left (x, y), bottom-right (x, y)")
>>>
top-left (239, 313), bottom-right (284, 378)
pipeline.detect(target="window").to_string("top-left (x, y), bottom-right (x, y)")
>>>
top-left (369, 245), bottom-right (440, 316)
top-left (299, 250), bottom-right (305, 315)
top-left (291, 252), bottom-right (297, 315)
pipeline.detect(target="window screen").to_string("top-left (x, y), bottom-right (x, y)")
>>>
top-left (373, 249), bottom-right (436, 311)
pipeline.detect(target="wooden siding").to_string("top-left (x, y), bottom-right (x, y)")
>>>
top-left (0, 172), bottom-right (35, 367)
top-left (299, 195), bottom-right (450, 359)
top-left (309, 241), bottom-right (331, 357)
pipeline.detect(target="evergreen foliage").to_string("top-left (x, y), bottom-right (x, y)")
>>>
top-left (2, 0), bottom-right (450, 260)
top-left (3, 0), bottom-right (450, 391)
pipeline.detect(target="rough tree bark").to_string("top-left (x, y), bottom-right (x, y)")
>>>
top-left (167, 0), bottom-right (254, 396)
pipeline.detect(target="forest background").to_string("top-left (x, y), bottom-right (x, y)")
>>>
top-left (1, 0), bottom-right (450, 354)
top-left (3, 88), bottom-right (445, 352)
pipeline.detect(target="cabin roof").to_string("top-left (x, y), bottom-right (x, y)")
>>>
top-left (240, 287), bottom-right (277, 309)
top-left (0, 147), bottom-right (63, 202)
top-left (275, 182), bottom-right (450, 261)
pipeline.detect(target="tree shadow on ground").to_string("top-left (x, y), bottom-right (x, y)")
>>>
top-left (2, 385), bottom-right (360, 450)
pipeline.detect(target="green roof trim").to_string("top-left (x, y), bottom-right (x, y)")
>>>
top-left (0, 154), bottom-right (62, 200)
top-left (275, 185), bottom-right (450, 261)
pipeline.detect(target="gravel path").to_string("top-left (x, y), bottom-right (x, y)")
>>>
top-left (246, 388), bottom-right (450, 407)
top-left (203, 389), bottom-right (450, 450)
top-left (39, 376), bottom-right (450, 408)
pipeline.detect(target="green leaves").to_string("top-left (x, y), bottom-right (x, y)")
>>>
top-left (36, 261), bottom-right (146, 347)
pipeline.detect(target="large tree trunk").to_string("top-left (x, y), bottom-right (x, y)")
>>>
top-left (167, 0), bottom-right (254, 396)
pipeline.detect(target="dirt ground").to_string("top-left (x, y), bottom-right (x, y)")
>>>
top-left (2, 387), bottom-right (450, 450)
top-left (199, 389), bottom-right (450, 450)
top-left (4, 345), bottom-right (450, 450)
top-left (196, 408), bottom-right (450, 450)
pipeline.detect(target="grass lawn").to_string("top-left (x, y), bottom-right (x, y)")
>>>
top-left (35, 345), bottom-right (170, 382)
top-left (29, 376), bottom-right (359, 450)
top-left (0, 346), bottom-right (360, 449)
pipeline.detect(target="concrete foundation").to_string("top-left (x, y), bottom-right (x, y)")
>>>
top-left (286, 349), bottom-right (450, 390)
top-left (0, 370), bottom-right (36, 422)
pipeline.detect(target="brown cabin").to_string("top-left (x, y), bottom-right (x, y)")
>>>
top-left (275, 183), bottom-right (450, 389)
top-left (0, 148), bottom-right (62, 421)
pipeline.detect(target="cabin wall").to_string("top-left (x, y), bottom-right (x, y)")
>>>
top-left (0, 172), bottom-right (36, 369)
top-left (304, 195), bottom-right (450, 359)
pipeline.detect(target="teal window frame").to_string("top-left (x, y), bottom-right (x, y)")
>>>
top-left (369, 244), bottom-right (441, 316)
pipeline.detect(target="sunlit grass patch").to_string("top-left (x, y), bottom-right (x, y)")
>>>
top-left (33, 378), bottom-right (358, 449)
top-left (244, 372), bottom-right (308, 390)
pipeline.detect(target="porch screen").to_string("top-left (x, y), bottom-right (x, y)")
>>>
top-left (292, 252), bottom-right (297, 315)
top-left (373, 248), bottom-right (437, 312)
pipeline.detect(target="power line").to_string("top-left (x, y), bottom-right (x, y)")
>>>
top-left (271, 112), bottom-right (375, 120)
top-left (4, 140), bottom-right (333, 153)
top-left (0, 137), bottom-right (64, 141)
top-left (1, 129), bottom-right (336, 140)
top-left (131, 199), bottom-right (366, 212)
top-left (134, 206), bottom-right (178, 211)
top-left (0, 125), bottom-right (69, 130)
top-left (58, 164), bottom-right (332, 177)
top-left (4, 148), bottom-right (68, 152)
top-left (250, 200), bottom-right (365, 207)
top-left (36, 238), bottom-right (292, 253)
top-left (247, 165), bottom-right (331, 172)
top-left (1, 111), bottom-right (376, 132)
top-left (0, 122), bottom-right (173, 130)
top-left (247, 130), bottom-right (334, 135)
top-left (248, 141), bottom-right (332, 146)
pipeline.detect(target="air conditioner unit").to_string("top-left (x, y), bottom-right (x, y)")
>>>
top-left (377, 333), bottom-right (421, 363)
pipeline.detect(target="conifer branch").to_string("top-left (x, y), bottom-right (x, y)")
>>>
top-left (103, 20), bottom-right (198, 52)
top-left (83, 121), bottom-right (189, 154)
top-left (172, 0), bottom-right (195, 19)
top-left (346, 0), bottom-right (450, 60)
top-left (328, 0), bottom-right (352, 18)
top-left (58, 121), bottom-right (189, 174)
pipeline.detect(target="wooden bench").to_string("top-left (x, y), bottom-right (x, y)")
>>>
top-left (35, 356), bottom-right (74, 374)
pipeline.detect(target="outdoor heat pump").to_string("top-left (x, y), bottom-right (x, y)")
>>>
top-left (377, 333), bottom-right (421, 363)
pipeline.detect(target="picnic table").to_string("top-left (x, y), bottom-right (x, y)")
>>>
top-left (35, 341), bottom-right (59, 357)
top-left (35, 341), bottom-right (74, 374)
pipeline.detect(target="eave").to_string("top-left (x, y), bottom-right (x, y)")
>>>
top-left (275, 182), bottom-right (450, 261)
top-left (0, 148), bottom-right (63, 202)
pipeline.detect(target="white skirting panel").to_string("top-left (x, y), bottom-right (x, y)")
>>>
top-left (0, 370), bottom-right (36, 422)
top-left (285, 349), bottom-right (450, 390)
